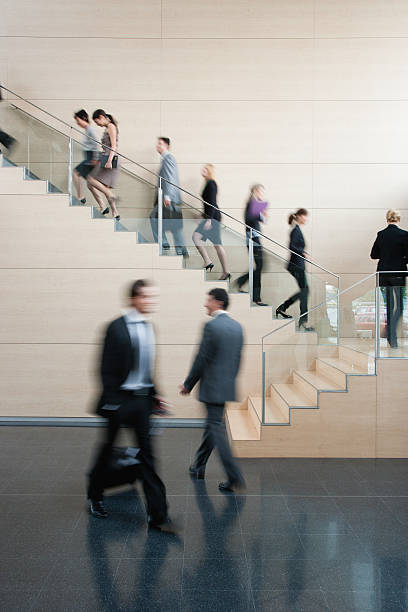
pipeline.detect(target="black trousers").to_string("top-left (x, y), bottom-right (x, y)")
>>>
top-left (149, 201), bottom-right (185, 249)
top-left (280, 268), bottom-right (309, 322)
top-left (382, 277), bottom-right (404, 346)
top-left (191, 402), bottom-right (244, 485)
top-left (88, 395), bottom-right (168, 523)
top-left (236, 244), bottom-right (263, 303)
top-left (0, 129), bottom-right (15, 150)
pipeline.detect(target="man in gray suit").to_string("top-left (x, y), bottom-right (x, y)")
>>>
top-left (180, 288), bottom-right (245, 492)
top-left (150, 137), bottom-right (188, 257)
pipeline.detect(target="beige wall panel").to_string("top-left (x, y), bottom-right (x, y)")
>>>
top-left (172, 164), bottom-right (313, 213)
top-left (0, 343), bottom-right (98, 417)
top-left (376, 359), bottom-right (408, 458)
top-left (0, 195), bottom-right (156, 268)
top-left (314, 39), bottom-right (408, 100)
top-left (151, 268), bottom-right (275, 345)
top-left (5, 38), bottom-right (161, 101)
top-left (313, 164), bottom-right (408, 210)
top-left (315, 0), bottom-right (408, 38)
top-left (4, 0), bottom-right (161, 38)
top-left (162, 0), bottom-right (314, 39)
top-left (314, 102), bottom-right (408, 163)
top-left (161, 102), bottom-right (313, 164)
top-left (162, 39), bottom-right (313, 100)
top-left (317, 377), bottom-right (376, 456)
top-left (0, 268), bottom-right (156, 343)
top-left (311, 208), bottom-right (385, 274)
top-left (0, 39), bottom-right (7, 79)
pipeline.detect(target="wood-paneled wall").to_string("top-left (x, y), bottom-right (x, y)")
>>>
top-left (2, 1), bottom-right (408, 278)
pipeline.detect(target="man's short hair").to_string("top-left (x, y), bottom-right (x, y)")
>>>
top-left (129, 279), bottom-right (151, 298)
top-left (158, 136), bottom-right (170, 147)
top-left (208, 288), bottom-right (229, 310)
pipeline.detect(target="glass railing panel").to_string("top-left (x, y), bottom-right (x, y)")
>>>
top-left (377, 272), bottom-right (408, 358)
top-left (260, 299), bottom-right (334, 426)
top-left (338, 274), bottom-right (376, 359)
top-left (258, 245), bottom-right (338, 342)
top-left (0, 103), bottom-right (71, 193)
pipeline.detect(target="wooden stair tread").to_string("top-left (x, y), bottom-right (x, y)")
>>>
top-left (319, 357), bottom-right (368, 375)
top-left (296, 369), bottom-right (345, 391)
top-left (227, 409), bottom-right (260, 441)
top-left (273, 383), bottom-right (316, 408)
top-left (249, 396), bottom-right (288, 424)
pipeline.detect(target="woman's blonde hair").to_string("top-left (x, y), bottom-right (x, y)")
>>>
top-left (386, 209), bottom-right (401, 223)
top-left (204, 164), bottom-right (215, 180)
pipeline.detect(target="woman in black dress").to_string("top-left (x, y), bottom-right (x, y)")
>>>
top-left (192, 164), bottom-right (230, 280)
top-left (276, 208), bottom-right (314, 331)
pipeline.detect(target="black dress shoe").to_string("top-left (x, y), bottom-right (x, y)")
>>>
top-left (162, 243), bottom-right (170, 251)
top-left (219, 480), bottom-right (246, 493)
top-left (189, 466), bottom-right (205, 480)
top-left (89, 499), bottom-right (108, 518)
top-left (299, 322), bottom-right (315, 332)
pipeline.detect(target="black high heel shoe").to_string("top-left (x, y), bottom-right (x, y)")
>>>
top-left (276, 307), bottom-right (292, 319)
top-left (101, 207), bottom-right (109, 215)
top-left (204, 263), bottom-right (214, 271)
top-left (219, 273), bottom-right (231, 281)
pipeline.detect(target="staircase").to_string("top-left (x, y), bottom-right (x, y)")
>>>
top-left (226, 339), bottom-right (381, 457)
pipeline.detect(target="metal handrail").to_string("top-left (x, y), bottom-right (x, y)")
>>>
top-left (1, 83), bottom-right (339, 280)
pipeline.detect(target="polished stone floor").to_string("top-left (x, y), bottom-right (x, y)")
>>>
top-left (1, 426), bottom-right (408, 611)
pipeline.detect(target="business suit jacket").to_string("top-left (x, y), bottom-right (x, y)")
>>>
top-left (184, 312), bottom-right (243, 404)
top-left (288, 224), bottom-right (306, 272)
top-left (95, 316), bottom-right (157, 415)
top-left (158, 152), bottom-right (182, 204)
top-left (370, 224), bottom-right (408, 282)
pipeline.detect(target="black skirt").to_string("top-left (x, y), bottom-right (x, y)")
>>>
top-left (75, 150), bottom-right (95, 179)
top-left (194, 218), bottom-right (222, 245)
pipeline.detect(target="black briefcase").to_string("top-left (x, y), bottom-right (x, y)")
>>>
top-left (102, 447), bottom-right (143, 489)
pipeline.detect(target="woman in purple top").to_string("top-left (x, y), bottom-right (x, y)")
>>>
top-left (235, 184), bottom-right (269, 306)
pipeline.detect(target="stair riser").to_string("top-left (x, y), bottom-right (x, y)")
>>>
top-left (339, 346), bottom-right (371, 371)
top-left (247, 398), bottom-right (262, 435)
top-left (292, 371), bottom-right (318, 404)
top-left (269, 386), bottom-right (290, 420)
top-left (316, 359), bottom-right (346, 388)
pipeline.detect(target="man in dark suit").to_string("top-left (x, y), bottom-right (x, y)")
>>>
top-left (87, 279), bottom-right (174, 532)
top-left (180, 288), bottom-right (245, 492)
top-left (371, 209), bottom-right (408, 348)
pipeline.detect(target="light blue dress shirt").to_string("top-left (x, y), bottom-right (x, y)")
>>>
top-left (120, 309), bottom-right (155, 391)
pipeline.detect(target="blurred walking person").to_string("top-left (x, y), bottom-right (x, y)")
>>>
top-left (276, 208), bottom-right (314, 331)
top-left (73, 109), bottom-right (100, 205)
top-left (180, 288), bottom-right (245, 493)
top-left (371, 209), bottom-right (408, 348)
top-left (193, 164), bottom-right (230, 280)
top-left (87, 279), bottom-right (177, 532)
top-left (0, 85), bottom-right (17, 155)
top-left (235, 184), bottom-right (269, 306)
top-left (87, 109), bottom-right (120, 220)
top-left (150, 137), bottom-right (188, 256)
